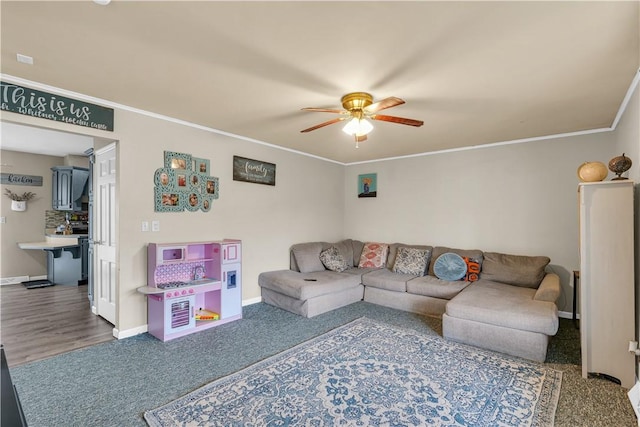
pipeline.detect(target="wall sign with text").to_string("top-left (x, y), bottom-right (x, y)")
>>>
top-left (0, 173), bottom-right (43, 186)
top-left (0, 81), bottom-right (114, 131)
top-left (233, 156), bottom-right (276, 186)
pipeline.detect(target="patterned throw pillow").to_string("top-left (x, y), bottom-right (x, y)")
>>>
top-left (463, 257), bottom-right (481, 282)
top-left (392, 247), bottom-right (431, 276)
top-left (358, 242), bottom-right (389, 268)
top-left (319, 246), bottom-right (349, 272)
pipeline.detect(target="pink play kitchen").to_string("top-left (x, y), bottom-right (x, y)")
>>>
top-left (137, 239), bottom-right (242, 341)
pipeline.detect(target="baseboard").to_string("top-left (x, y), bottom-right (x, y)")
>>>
top-left (0, 276), bottom-right (29, 285)
top-left (0, 275), bottom-right (47, 286)
top-left (242, 296), bottom-right (262, 306)
top-left (558, 310), bottom-right (578, 320)
top-left (113, 325), bottom-right (148, 339)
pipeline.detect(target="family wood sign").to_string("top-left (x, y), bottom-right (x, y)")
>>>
top-left (1, 81), bottom-right (114, 131)
top-left (233, 156), bottom-right (276, 186)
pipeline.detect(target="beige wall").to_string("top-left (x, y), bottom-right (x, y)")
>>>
top-left (110, 109), bottom-right (347, 331)
top-left (0, 150), bottom-right (64, 279)
top-left (344, 132), bottom-right (619, 314)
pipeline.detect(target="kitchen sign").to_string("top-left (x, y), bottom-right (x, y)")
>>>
top-left (0, 81), bottom-right (114, 131)
top-left (1, 173), bottom-right (43, 186)
top-left (233, 156), bottom-right (276, 186)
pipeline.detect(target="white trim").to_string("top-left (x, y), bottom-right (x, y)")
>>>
top-left (558, 310), bottom-right (578, 320)
top-left (347, 127), bottom-right (613, 166)
top-left (113, 324), bottom-right (148, 339)
top-left (612, 68), bottom-right (640, 130)
top-left (0, 276), bottom-right (29, 285)
top-left (242, 296), bottom-right (262, 306)
top-left (3, 70), bottom-right (638, 167)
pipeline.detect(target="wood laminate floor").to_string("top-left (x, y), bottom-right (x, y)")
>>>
top-left (0, 283), bottom-right (115, 367)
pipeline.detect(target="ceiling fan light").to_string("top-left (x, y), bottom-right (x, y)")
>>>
top-left (342, 117), bottom-right (373, 136)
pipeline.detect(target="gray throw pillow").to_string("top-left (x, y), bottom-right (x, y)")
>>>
top-left (291, 242), bottom-right (325, 273)
top-left (481, 252), bottom-right (550, 288)
top-left (392, 247), bottom-right (431, 276)
top-left (319, 246), bottom-right (349, 272)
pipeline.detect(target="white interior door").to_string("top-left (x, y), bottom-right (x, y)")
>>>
top-left (94, 144), bottom-right (117, 325)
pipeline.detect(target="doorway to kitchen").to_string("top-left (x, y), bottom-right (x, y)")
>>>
top-left (0, 120), bottom-right (119, 364)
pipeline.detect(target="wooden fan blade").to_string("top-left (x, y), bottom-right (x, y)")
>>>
top-left (355, 134), bottom-right (367, 142)
top-left (371, 114), bottom-right (423, 127)
top-left (364, 97), bottom-right (405, 114)
top-left (301, 107), bottom-right (346, 114)
top-left (300, 117), bottom-right (346, 133)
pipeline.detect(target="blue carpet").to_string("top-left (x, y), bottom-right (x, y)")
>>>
top-left (145, 317), bottom-right (561, 426)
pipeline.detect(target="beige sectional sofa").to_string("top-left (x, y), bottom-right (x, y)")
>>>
top-left (258, 239), bottom-right (560, 362)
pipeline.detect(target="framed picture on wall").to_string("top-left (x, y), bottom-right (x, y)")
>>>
top-left (164, 151), bottom-right (192, 171)
top-left (358, 173), bottom-right (377, 198)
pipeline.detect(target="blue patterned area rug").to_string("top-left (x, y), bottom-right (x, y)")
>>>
top-left (144, 317), bottom-right (561, 427)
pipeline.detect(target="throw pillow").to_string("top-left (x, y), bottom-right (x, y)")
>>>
top-left (433, 252), bottom-right (468, 281)
top-left (319, 246), bottom-right (349, 272)
top-left (392, 247), bottom-right (431, 276)
top-left (358, 242), bottom-right (389, 268)
top-left (291, 242), bottom-right (326, 273)
top-left (481, 252), bottom-right (550, 288)
top-left (462, 257), bottom-right (481, 282)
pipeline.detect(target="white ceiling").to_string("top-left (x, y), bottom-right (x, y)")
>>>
top-left (0, 1), bottom-right (638, 163)
top-left (0, 121), bottom-right (93, 157)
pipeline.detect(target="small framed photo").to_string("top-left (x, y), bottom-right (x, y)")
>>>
top-left (154, 168), bottom-right (174, 187)
top-left (164, 151), bottom-right (192, 171)
top-left (205, 177), bottom-right (219, 198)
top-left (176, 173), bottom-right (188, 188)
top-left (189, 173), bottom-right (200, 188)
top-left (155, 188), bottom-right (183, 212)
top-left (186, 192), bottom-right (200, 211)
top-left (194, 158), bottom-right (210, 175)
top-left (358, 173), bottom-right (377, 198)
top-left (201, 197), bottom-right (212, 212)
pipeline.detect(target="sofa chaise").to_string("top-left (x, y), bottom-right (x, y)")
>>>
top-left (258, 239), bottom-right (560, 362)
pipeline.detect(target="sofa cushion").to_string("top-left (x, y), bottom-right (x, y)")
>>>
top-left (406, 275), bottom-right (472, 300)
top-left (429, 247), bottom-right (484, 277)
top-left (291, 242), bottom-right (326, 273)
top-left (446, 279), bottom-right (558, 335)
top-left (481, 252), bottom-right (550, 289)
top-left (387, 243), bottom-right (433, 270)
top-left (351, 240), bottom-right (365, 266)
top-left (361, 269), bottom-right (415, 292)
top-left (392, 247), bottom-right (431, 276)
top-left (333, 239), bottom-right (354, 268)
top-left (358, 242), bottom-right (389, 268)
top-left (319, 246), bottom-right (348, 272)
top-left (433, 252), bottom-right (468, 281)
top-left (258, 270), bottom-right (361, 300)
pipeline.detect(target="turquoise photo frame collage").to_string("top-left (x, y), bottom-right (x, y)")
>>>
top-left (154, 151), bottom-right (219, 213)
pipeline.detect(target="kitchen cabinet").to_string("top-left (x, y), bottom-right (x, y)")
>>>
top-left (51, 166), bottom-right (89, 211)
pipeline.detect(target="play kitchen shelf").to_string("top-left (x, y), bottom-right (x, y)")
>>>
top-left (138, 239), bottom-right (242, 342)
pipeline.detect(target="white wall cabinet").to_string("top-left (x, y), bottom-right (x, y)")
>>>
top-left (579, 181), bottom-right (635, 388)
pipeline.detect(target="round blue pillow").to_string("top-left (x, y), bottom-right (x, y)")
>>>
top-left (434, 252), bottom-right (467, 281)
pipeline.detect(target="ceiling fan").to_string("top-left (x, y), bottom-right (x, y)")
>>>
top-left (300, 92), bottom-right (423, 147)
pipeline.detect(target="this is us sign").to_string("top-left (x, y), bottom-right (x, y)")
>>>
top-left (233, 156), bottom-right (276, 186)
top-left (0, 81), bottom-right (114, 131)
